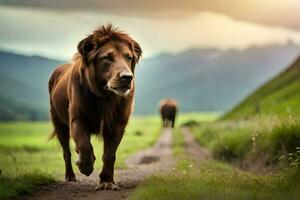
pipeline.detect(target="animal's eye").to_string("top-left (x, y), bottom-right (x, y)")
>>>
top-left (101, 54), bottom-right (114, 62)
top-left (126, 54), bottom-right (133, 61)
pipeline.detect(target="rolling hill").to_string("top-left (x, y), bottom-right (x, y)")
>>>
top-left (135, 43), bottom-right (300, 114)
top-left (0, 42), bottom-right (300, 120)
top-left (0, 52), bottom-right (64, 120)
top-left (223, 56), bottom-right (300, 119)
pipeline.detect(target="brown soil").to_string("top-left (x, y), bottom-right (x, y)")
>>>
top-left (18, 128), bottom-right (174, 200)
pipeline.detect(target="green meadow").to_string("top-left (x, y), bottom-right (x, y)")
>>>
top-left (0, 115), bottom-right (162, 199)
top-left (131, 117), bottom-right (300, 200)
top-left (0, 113), bottom-right (219, 199)
top-left (131, 158), bottom-right (300, 200)
top-left (1, 110), bottom-right (299, 200)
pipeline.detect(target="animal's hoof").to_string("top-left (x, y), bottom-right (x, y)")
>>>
top-left (76, 160), bottom-right (94, 176)
top-left (65, 175), bottom-right (76, 182)
top-left (95, 182), bottom-right (119, 191)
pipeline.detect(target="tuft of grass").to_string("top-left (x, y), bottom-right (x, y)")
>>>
top-left (268, 121), bottom-right (300, 157)
top-left (212, 129), bottom-right (252, 161)
top-left (0, 171), bottom-right (55, 199)
top-left (191, 121), bottom-right (253, 161)
top-left (191, 117), bottom-right (300, 169)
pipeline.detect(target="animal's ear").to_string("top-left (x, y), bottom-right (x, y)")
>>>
top-left (131, 40), bottom-right (142, 70)
top-left (133, 40), bottom-right (142, 63)
top-left (77, 35), bottom-right (94, 62)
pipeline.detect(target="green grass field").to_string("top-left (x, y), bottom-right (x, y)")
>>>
top-left (0, 117), bottom-right (161, 174)
top-left (131, 159), bottom-right (300, 200)
top-left (131, 125), bottom-right (300, 200)
top-left (2, 111), bottom-right (299, 200)
top-left (0, 115), bottom-right (162, 199)
top-left (0, 112), bottom-right (218, 199)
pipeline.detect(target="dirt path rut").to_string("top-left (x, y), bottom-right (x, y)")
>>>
top-left (181, 127), bottom-right (211, 162)
top-left (20, 128), bottom-right (174, 200)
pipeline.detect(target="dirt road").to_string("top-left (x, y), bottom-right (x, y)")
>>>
top-left (20, 128), bottom-right (174, 200)
top-left (19, 127), bottom-right (210, 200)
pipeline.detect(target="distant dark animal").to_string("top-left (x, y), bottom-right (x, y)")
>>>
top-left (159, 99), bottom-right (178, 128)
top-left (48, 24), bottom-right (142, 190)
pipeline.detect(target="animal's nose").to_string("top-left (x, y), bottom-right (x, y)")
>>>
top-left (120, 71), bottom-right (133, 82)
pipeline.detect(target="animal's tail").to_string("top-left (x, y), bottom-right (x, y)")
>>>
top-left (48, 102), bottom-right (58, 141)
top-left (48, 130), bottom-right (56, 141)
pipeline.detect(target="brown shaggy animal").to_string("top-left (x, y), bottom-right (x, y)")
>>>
top-left (159, 99), bottom-right (178, 128)
top-left (48, 24), bottom-right (142, 190)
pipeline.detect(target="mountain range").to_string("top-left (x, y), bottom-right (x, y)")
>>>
top-left (134, 43), bottom-right (300, 114)
top-left (0, 52), bottom-right (63, 120)
top-left (0, 42), bottom-right (299, 120)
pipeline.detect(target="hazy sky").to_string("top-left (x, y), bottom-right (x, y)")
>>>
top-left (1, 0), bottom-right (300, 60)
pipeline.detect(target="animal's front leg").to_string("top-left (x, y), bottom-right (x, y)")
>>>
top-left (71, 119), bottom-right (96, 176)
top-left (96, 124), bottom-right (125, 190)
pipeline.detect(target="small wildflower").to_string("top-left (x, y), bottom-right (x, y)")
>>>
top-left (183, 171), bottom-right (186, 174)
top-left (189, 164), bottom-right (193, 168)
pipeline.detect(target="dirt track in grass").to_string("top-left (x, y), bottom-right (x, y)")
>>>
top-left (17, 127), bottom-right (211, 200)
top-left (19, 128), bottom-right (174, 200)
top-left (181, 127), bottom-right (211, 162)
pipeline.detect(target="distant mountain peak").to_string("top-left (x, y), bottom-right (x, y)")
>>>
top-left (135, 43), bottom-right (300, 114)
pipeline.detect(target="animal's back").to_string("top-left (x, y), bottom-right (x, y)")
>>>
top-left (159, 99), bottom-right (177, 116)
top-left (49, 64), bottom-right (72, 125)
top-left (49, 64), bottom-right (70, 93)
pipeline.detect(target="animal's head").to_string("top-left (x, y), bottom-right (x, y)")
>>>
top-left (77, 24), bottom-right (142, 97)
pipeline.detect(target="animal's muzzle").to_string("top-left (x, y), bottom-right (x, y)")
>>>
top-left (120, 71), bottom-right (133, 82)
top-left (119, 71), bottom-right (133, 88)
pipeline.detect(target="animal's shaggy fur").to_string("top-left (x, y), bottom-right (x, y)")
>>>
top-left (48, 24), bottom-right (142, 189)
top-left (159, 99), bottom-right (178, 128)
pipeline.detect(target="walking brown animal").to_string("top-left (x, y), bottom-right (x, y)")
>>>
top-left (48, 24), bottom-right (142, 190)
top-left (159, 99), bottom-right (178, 128)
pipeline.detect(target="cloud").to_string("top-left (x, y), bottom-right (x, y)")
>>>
top-left (1, 6), bottom-right (300, 60)
top-left (1, 0), bottom-right (300, 29)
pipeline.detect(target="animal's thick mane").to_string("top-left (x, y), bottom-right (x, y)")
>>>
top-left (72, 24), bottom-right (141, 98)
top-left (70, 54), bottom-right (128, 133)
top-left (89, 24), bottom-right (142, 57)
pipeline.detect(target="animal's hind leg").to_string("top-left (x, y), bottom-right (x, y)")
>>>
top-left (163, 119), bottom-right (167, 127)
top-left (56, 126), bottom-right (76, 182)
top-left (51, 107), bottom-right (76, 182)
top-left (171, 117), bottom-right (175, 128)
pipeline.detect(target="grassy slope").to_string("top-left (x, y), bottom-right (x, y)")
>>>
top-left (0, 116), bottom-right (161, 199)
top-left (190, 117), bottom-right (300, 169)
top-left (223, 56), bottom-right (300, 119)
